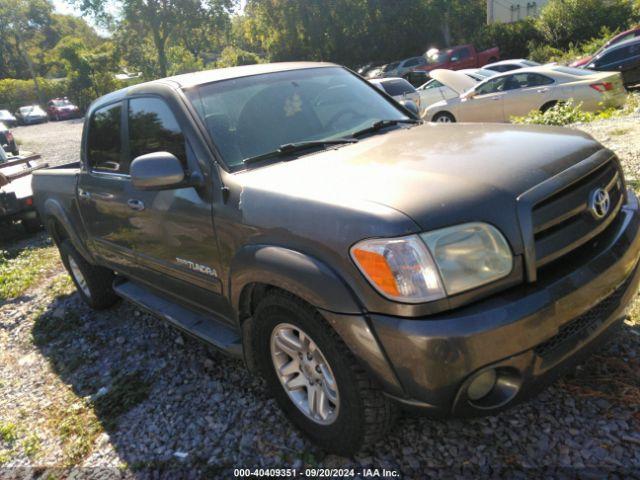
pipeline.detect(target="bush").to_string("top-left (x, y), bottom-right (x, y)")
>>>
top-left (512, 100), bottom-right (594, 126)
top-left (0, 78), bottom-right (69, 112)
top-left (512, 94), bottom-right (640, 126)
top-left (475, 19), bottom-right (542, 60)
top-left (536, 0), bottom-right (635, 49)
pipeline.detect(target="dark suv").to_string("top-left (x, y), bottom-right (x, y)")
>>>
top-left (586, 37), bottom-right (640, 88)
top-left (32, 63), bottom-right (640, 454)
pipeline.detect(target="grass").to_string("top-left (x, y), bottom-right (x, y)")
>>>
top-left (46, 393), bottom-right (103, 467)
top-left (0, 422), bottom-right (18, 443)
top-left (0, 244), bottom-right (60, 303)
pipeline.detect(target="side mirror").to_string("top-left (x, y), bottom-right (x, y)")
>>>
top-left (462, 90), bottom-right (476, 100)
top-left (399, 99), bottom-right (419, 117)
top-left (131, 151), bottom-right (186, 190)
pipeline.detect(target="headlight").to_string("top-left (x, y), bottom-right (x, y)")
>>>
top-left (420, 223), bottom-right (512, 295)
top-left (351, 223), bottom-right (512, 303)
top-left (350, 235), bottom-right (445, 303)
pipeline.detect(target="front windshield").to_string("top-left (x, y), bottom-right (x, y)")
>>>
top-left (187, 67), bottom-right (408, 168)
top-left (19, 107), bottom-right (33, 114)
top-left (52, 100), bottom-right (72, 107)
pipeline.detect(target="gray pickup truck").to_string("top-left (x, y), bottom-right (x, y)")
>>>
top-left (33, 62), bottom-right (640, 455)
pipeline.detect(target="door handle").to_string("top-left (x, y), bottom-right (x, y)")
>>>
top-left (127, 199), bottom-right (145, 211)
top-left (491, 97), bottom-right (501, 101)
top-left (537, 88), bottom-right (549, 93)
top-left (78, 189), bottom-right (91, 200)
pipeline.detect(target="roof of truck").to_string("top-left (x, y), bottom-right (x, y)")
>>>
top-left (92, 62), bottom-right (338, 107)
top-left (166, 62), bottom-right (337, 88)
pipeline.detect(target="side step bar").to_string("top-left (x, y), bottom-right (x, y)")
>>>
top-left (113, 280), bottom-right (243, 358)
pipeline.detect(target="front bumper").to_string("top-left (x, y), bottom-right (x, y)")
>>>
top-left (356, 190), bottom-right (640, 415)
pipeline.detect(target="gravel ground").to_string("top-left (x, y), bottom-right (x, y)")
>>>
top-left (1, 118), bottom-right (640, 478)
top-left (12, 119), bottom-right (84, 166)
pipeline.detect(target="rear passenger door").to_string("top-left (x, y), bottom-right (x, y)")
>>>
top-left (123, 96), bottom-right (227, 315)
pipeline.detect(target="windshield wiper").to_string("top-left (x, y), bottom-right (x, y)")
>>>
top-left (350, 119), bottom-right (421, 139)
top-left (243, 138), bottom-right (358, 166)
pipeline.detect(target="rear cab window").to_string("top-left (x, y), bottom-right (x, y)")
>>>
top-left (87, 103), bottom-right (125, 174)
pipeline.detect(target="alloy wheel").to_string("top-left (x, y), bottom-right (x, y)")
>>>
top-left (270, 323), bottom-right (339, 425)
top-left (68, 257), bottom-right (91, 298)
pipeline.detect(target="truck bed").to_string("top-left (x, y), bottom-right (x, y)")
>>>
top-left (31, 162), bottom-right (81, 229)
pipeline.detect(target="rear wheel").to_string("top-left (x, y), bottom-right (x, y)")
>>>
top-left (540, 101), bottom-right (558, 113)
top-left (253, 292), bottom-right (396, 455)
top-left (432, 111), bottom-right (456, 123)
top-left (59, 240), bottom-right (119, 310)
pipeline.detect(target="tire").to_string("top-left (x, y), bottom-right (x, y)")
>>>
top-left (540, 101), bottom-right (558, 113)
top-left (432, 111), bottom-right (456, 123)
top-left (253, 291), bottom-right (396, 455)
top-left (11, 150), bottom-right (19, 156)
top-left (59, 240), bottom-right (119, 310)
top-left (22, 216), bottom-right (42, 233)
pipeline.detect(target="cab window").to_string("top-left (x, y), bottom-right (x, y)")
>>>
top-left (128, 97), bottom-right (187, 165)
top-left (87, 103), bottom-right (124, 174)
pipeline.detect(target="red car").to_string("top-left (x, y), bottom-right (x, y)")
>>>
top-left (406, 44), bottom-right (500, 77)
top-left (46, 98), bottom-right (81, 121)
top-left (571, 26), bottom-right (640, 67)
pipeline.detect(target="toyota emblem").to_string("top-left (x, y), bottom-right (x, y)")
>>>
top-left (589, 188), bottom-right (610, 220)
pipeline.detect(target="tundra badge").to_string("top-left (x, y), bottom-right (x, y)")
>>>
top-left (176, 258), bottom-right (218, 278)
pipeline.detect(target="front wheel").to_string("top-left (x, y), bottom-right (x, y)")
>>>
top-left (59, 240), bottom-right (119, 310)
top-left (432, 111), bottom-right (456, 123)
top-left (253, 292), bottom-right (396, 455)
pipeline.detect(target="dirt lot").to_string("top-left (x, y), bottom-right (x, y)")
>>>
top-left (1, 119), bottom-right (640, 478)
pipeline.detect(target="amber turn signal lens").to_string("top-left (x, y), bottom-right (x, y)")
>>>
top-left (352, 248), bottom-right (400, 296)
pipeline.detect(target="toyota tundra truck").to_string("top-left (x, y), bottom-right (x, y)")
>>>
top-left (32, 62), bottom-right (640, 455)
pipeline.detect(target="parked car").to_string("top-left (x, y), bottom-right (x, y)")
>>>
top-left (33, 62), bottom-right (640, 455)
top-left (369, 77), bottom-right (421, 111)
top-left (484, 59), bottom-right (541, 73)
top-left (382, 56), bottom-right (428, 78)
top-left (583, 37), bottom-right (640, 89)
top-left (406, 67), bottom-right (496, 88)
top-left (47, 97), bottom-right (81, 121)
top-left (0, 109), bottom-right (18, 127)
top-left (571, 26), bottom-right (640, 67)
top-left (424, 66), bottom-right (627, 123)
top-left (365, 64), bottom-right (386, 78)
top-left (408, 44), bottom-right (500, 76)
top-left (1, 152), bottom-right (45, 232)
top-left (416, 68), bottom-right (497, 115)
top-left (15, 105), bottom-right (48, 125)
top-left (0, 122), bottom-right (18, 156)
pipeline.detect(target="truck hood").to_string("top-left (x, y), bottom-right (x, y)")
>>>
top-left (236, 123), bottom-right (603, 254)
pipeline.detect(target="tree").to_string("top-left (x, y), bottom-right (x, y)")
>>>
top-left (75, 0), bottom-right (235, 78)
top-left (0, 0), bottom-right (54, 102)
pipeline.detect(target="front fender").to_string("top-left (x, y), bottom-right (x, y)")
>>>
top-left (42, 198), bottom-right (95, 263)
top-left (229, 244), bottom-right (362, 314)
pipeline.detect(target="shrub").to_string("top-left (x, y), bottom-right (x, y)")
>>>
top-left (475, 19), bottom-right (542, 60)
top-left (0, 78), bottom-right (69, 112)
top-left (215, 46), bottom-right (265, 68)
top-left (512, 100), bottom-right (594, 126)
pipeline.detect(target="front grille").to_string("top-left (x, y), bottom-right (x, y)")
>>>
top-left (532, 161), bottom-right (623, 268)
top-left (534, 271), bottom-right (632, 358)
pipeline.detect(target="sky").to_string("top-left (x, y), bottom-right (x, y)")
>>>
top-left (51, 0), bottom-right (117, 36)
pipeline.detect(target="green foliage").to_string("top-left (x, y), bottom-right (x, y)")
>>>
top-left (216, 46), bottom-right (264, 68)
top-left (0, 77), bottom-right (68, 111)
top-left (512, 94), bottom-right (640, 126)
top-left (536, 0), bottom-right (635, 49)
top-left (513, 100), bottom-right (594, 126)
top-left (474, 19), bottom-right (542, 59)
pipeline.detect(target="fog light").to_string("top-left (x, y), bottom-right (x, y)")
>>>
top-left (467, 369), bottom-right (497, 401)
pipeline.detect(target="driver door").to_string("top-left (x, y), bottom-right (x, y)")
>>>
top-left (458, 76), bottom-right (507, 122)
